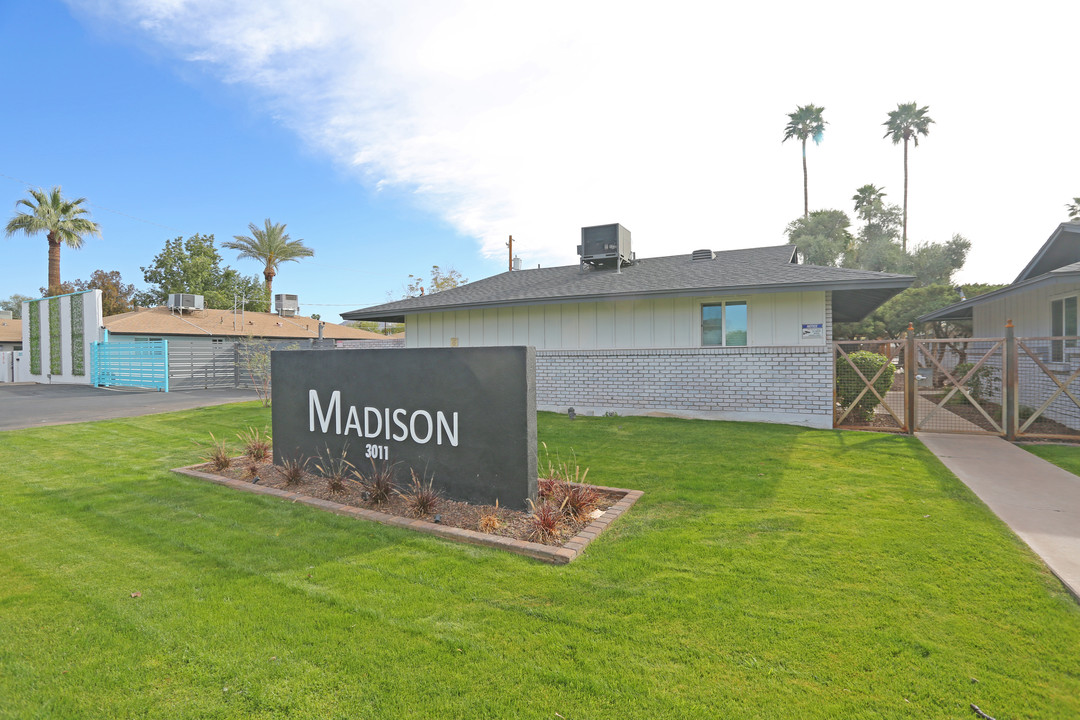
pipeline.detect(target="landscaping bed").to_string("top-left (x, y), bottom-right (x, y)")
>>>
top-left (176, 452), bottom-right (641, 564)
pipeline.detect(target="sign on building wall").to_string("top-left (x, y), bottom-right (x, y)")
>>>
top-left (271, 347), bottom-right (538, 509)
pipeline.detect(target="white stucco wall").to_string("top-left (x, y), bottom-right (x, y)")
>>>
top-left (405, 290), bottom-right (829, 349)
top-left (20, 290), bottom-right (103, 385)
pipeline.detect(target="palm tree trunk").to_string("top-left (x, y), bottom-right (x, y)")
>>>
top-left (802, 138), bottom-right (809, 218)
top-left (902, 138), bottom-right (909, 253)
top-left (264, 269), bottom-right (275, 298)
top-left (47, 231), bottom-right (62, 294)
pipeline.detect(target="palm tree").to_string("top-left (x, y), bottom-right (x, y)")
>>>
top-left (883, 102), bottom-right (934, 252)
top-left (783, 104), bottom-right (827, 218)
top-left (1067, 197), bottom-right (1080, 222)
top-left (5, 187), bottom-right (101, 295)
top-left (223, 219), bottom-right (314, 297)
top-left (852, 184), bottom-right (887, 225)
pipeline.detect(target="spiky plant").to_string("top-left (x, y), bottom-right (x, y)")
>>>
top-left (237, 426), bottom-right (271, 461)
top-left (201, 432), bottom-right (232, 471)
top-left (477, 499), bottom-right (502, 533)
top-left (557, 483), bottom-right (601, 521)
top-left (359, 459), bottom-right (398, 505)
top-left (400, 470), bottom-right (440, 517)
top-left (526, 497), bottom-right (567, 544)
top-left (280, 455), bottom-right (308, 486)
top-left (313, 444), bottom-right (356, 494)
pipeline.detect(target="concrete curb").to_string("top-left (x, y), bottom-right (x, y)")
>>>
top-left (172, 465), bottom-right (643, 564)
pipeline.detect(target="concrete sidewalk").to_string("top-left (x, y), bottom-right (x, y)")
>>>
top-left (918, 433), bottom-right (1080, 600)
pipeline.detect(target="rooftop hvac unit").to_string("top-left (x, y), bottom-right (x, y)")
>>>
top-left (167, 293), bottom-right (204, 311)
top-left (578, 223), bottom-right (633, 268)
top-left (275, 293), bottom-right (299, 317)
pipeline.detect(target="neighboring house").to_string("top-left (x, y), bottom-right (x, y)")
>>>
top-left (104, 305), bottom-right (392, 345)
top-left (342, 224), bottom-right (913, 428)
top-left (0, 317), bottom-right (22, 352)
top-left (920, 223), bottom-right (1080, 346)
top-left (920, 222), bottom-right (1080, 429)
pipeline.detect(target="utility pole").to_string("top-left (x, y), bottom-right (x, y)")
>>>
top-left (507, 235), bottom-right (513, 272)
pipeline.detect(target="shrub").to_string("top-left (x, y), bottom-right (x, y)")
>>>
top-left (526, 497), bottom-right (567, 544)
top-left (281, 455), bottom-right (308, 486)
top-left (313, 444), bottom-right (356, 494)
top-left (238, 426), bottom-right (271, 461)
top-left (836, 351), bottom-right (895, 423)
top-left (400, 470), bottom-right (440, 517)
top-left (359, 459), bottom-right (398, 505)
top-left (556, 483), bottom-right (600, 521)
top-left (951, 362), bottom-right (997, 403)
top-left (201, 432), bottom-right (232, 471)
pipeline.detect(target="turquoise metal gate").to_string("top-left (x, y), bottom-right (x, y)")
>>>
top-left (91, 340), bottom-right (169, 391)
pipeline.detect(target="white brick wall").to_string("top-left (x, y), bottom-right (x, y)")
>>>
top-left (535, 346), bottom-right (834, 428)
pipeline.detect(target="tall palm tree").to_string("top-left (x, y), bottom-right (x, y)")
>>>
top-left (883, 102), bottom-right (933, 252)
top-left (852, 184), bottom-right (887, 225)
top-left (783, 104), bottom-right (827, 218)
top-left (5, 186), bottom-right (101, 295)
top-left (223, 218), bottom-right (314, 297)
top-left (1067, 197), bottom-right (1080, 222)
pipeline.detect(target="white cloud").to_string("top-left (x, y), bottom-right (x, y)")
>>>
top-left (69, 0), bottom-right (1080, 282)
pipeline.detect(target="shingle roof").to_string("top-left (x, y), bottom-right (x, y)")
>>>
top-left (0, 318), bottom-right (21, 343)
top-left (105, 306), bottom-right (387, 340)
top-left (342, 245), bottom-right (914, 323)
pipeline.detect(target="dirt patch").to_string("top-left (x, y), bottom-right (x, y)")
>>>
top-left (189, 455), bottom-right (626, 547)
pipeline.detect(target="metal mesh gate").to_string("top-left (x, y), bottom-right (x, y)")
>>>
top-left (833, 340), bottom-right (907, 431)
top-left (1014, 337), bottom-right (1080, 440)
top-left (912, 338), bottom-right (1004, 434)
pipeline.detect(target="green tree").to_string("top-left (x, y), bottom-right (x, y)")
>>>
top-left (4, 186), bottom-right (101, 295)
top-left (783, 104), bottom-right (827, 218)
top-left (785, 210), bottom-right (853, 267)
top-left (0, 293), bottom-right (32, 319)
top-left (1067, 197), bottom-right (1080, 222)
top-left (136, 233), bottom-right (269, 311)
top-left (836, 282), bottom-right (1005, 340)
top-left (44, 270), bottom-right (138, 316)
top-left (883, 102), bottom-right (934, 252)
top-left (404, 265), bottom-right (468, 298)
top-left (222, 219), bottom-right (314, 297)
top-left (852, 184), bottom-right (887, 226)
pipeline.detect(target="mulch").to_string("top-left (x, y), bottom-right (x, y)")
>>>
top-left (193, 455), bottom-right (622, 547)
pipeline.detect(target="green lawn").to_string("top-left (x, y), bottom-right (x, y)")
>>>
top-left (1023, 442), bottom-right (1080, 476)
top-left (1, 405), bottom-right (1077, 719)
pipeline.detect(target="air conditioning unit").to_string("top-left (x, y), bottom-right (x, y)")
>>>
top-left (275, 294), bottom-right (299, 317)
top-left (167, 293), bottom-right (204, 311)
top-left (578, 223), bottom-right (633, 268)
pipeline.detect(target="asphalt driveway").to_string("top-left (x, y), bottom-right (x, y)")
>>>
top-left (0, 383), bottom-right (260, 431)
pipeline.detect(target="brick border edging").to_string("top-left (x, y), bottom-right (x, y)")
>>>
top-left (171, 465), bottom-right (643, 565)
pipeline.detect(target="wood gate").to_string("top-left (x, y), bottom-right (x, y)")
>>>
top-left (834, 326), bottom-right (1080, 440)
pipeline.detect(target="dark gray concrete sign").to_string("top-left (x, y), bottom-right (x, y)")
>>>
top-left (271, 347), bottom-right (537, 509)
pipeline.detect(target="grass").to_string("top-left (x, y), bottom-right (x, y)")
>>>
top-left (1, 404), bottom-right (1078, 719)
top-left (1022, 441), bottom-right (1080, 475)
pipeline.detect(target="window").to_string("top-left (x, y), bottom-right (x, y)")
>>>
top-left (1051, 296), bottom-right (1078, 362)
top-left (701, 301), bottom-right (747, 347)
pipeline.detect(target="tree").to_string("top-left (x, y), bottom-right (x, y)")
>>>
top-left (42, 270), bottom-right (138, 316)
top-left (883, 102), bottom-right (934, 252)
top-left (403, 265), bottom-right (468, 298)
top-left (351, 320), bottom-right (405, 335)
top-left (1067, 197), bottom-right (1080, 222)
top-left (0, 293), bottom-right (32, 319)
top-left (5, 186), bottom-right (101, 295)
top-left (852, 184), bottom-right (887, 226)
top-left (136, 233), bottom-right (268, 311)
top-left (222, 219), bottom-right (313, 297)
top-left (785, 210), bottom-right (853, 267)
top-left (783, 104), bottom-right (827, 218)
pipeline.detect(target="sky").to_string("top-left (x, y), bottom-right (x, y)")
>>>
top-left (2, 0), bottom-right (1078, 321)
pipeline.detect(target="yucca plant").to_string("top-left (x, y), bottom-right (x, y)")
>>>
top-left (400, 470), bottom-right (440, 518)
top-left (313, 444), bottom-right (356, 494)
top-left (280, 455), bottom-right (308, 487)
top-left (359, 459), bottom-right (398, 505)
top-left (237, 426), bottom-right (271, 461)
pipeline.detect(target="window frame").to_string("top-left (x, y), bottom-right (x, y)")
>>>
top-left (699, 298), bottom-right (749, 348)
top-left (1050, 293), bottom-right (1078, 362)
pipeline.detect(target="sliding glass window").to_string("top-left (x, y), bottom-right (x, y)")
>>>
top-left (701, 301), bottom-right (748, 347)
